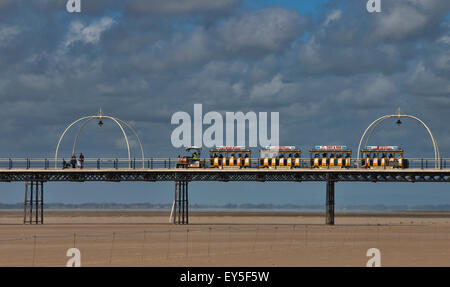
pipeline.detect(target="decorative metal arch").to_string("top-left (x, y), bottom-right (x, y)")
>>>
top-left (54, 110), bottom-right (145, 168)
top-left (357, 112), bottom-right (440, 168)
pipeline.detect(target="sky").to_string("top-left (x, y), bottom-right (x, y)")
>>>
top-left (0, 0), bottom-right (449, 207)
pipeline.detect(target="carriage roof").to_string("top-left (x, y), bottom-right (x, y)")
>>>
top-left (259, 146), bottom-right (301, 153)
top-left (209, 146), bottom-right (251, 153)
top-left (361, 146), bottom-right (403, 153)
top-left (309, 145), bottom-right (352, 153)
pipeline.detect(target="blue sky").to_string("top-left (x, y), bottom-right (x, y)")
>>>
top-left (0, 0), bottom-right (449, 207)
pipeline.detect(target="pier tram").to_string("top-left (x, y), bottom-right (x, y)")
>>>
top-left (175, 146), bottom-right (204, 168)
top-left (361, 146), bottom-right (408, 169)
top-left (259, 146), bottom-right (301, 169)
top-left (210, 146), bottom-right (251, 168)
top-left (310, 146), bottom-right (352, 168)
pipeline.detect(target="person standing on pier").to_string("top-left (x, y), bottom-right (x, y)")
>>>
top-left (71, 154), bottom-right (76, 168)
top-left (79, 153), bottom-right (85, 169)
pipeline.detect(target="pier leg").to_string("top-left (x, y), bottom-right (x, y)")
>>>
top-left (173, 182), bottom-right (178, 224)
top-left (29, 181), bottom-right (33, 224)
top-left (326, 179), bottom-right (335, 225)
top-left (186, 182), bottom-right (189, 225)
top-left (178, 181), bottom-right (182, 224)
top-left (23, 182), bottom-right (28, 224)
top-left (41, 182), bottom-right (44, 224)
top-left (173, 181), bottom-right (189, 225)
top-left (182, 181), bottom-right (185, 224)
top-left (35, 181), bottom-right (39, 224)
top-left (23, 181), bottom-right (44, 224)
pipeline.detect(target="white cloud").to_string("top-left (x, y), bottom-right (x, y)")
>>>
top-left (250, 74), bottom-right (292, 100)
top-left (323, 10), bottom-right (341, 27)
top-left (0, 25), bottom-right (20, 47)
top-left (438, 35), bottom-right (450, 45)
top-left (374, 4), bottom-right (428, 41)
top-left (64, 17), bottom-right (115, 48)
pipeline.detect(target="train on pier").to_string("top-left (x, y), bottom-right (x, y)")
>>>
top-left (175, 145), bottom-right (409, 169)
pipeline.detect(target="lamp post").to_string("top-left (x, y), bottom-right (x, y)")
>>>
top-left (356, 108), bottom-right (440, 168)
top-left (54, 109), bottom-right (145, 169)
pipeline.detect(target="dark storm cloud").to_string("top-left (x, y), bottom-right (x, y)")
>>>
top-left (0, 0), bottom-right (448, 160)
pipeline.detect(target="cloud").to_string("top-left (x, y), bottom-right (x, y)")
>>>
top-left (217, 7), bottom-right (306, 55)
top-left (249, 74), bottom-right (296, 104)
top-left (125, 0), bottom-right (242, 16)
top-left (336, 74), bottom-right (396, 108)
top-left (64, 17), bottom-right (115, 48)
top-left (372, 0), bottom-right (450, 42)
top-left (406, 61), bottom-right (450, 97)
top-left (323, 9), bottom-right (342, 27)
top-left (100, 6), bottom-right (305, 76)
top-left (373, 4), bottom-right (427, 41)
top-left (0, 0), bottom-right (13, 10)
top-left (297, 35), bottom-right (406, 76)
top-left (0, 25), bottom-right (20, 47)
top-left (294, 1), bottom-right (450, 76)
top-left (438, 35), bottom-right (450, 45)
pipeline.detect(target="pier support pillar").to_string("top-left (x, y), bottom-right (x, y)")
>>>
top-left (326, 179), bottom-right (335, 225)
top-left (24, 181), bottom-right (44, 224)
top-left (173, 181), bottom-right (189, 224)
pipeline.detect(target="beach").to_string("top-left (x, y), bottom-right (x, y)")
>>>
top-left (0, 210), bottom-right (449, 266)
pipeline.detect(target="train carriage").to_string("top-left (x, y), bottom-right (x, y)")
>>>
top-left (259, 146), bottom-right (301, 169)
top-left (209, 146), bottom-right (251, 169)
top-left (175, 146), bottom-right (204, 168)
top-left (361, 146), bottom-right (408, 169)
top-left (309, 146), bottom-right (352, 169)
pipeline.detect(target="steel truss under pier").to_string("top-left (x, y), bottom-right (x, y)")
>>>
top-left (173, 181), bottom-right (189, 224)
top-left (1, 169), bottom-right (450, 183)
top-left (24, 181), bottom-right (44, 224)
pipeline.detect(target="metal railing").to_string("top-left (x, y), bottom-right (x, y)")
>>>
top-left (0, 157), bottom-right (448, 170)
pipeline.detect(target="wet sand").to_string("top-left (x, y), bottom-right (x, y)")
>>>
top-left (0, 210), bottom-right (449, 266)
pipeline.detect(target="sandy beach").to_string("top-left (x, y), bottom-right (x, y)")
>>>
top-left (0, 210), bottom-right (449, 267)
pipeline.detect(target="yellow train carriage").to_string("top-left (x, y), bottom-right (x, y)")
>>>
top-left (209, 146), bottom-right (251, 169)
top-left (361, 146), bottom-right (408, 169)
top-left (259, 146), bottom-right (301, 169)
top-left (309, 146), bottom-right (352, 168)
